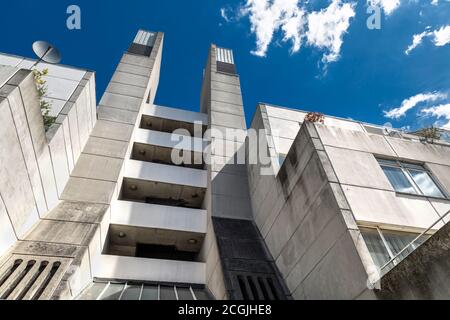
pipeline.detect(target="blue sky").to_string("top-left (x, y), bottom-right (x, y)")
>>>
top-left (1, 0), bottom-right (449, 130)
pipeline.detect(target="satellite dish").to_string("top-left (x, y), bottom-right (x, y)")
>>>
top-left (32, 41), bottom-right (62, 65)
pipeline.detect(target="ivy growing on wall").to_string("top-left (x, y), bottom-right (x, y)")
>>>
top-left (32, 68), bottom-right (55, 131)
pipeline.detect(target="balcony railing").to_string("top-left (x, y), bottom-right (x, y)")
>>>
top-left (380, 209), bottom-right (450, 275)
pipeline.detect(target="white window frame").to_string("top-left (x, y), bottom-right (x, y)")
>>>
top-left (360, 226), bottom-right (433, 269)
top-left (377, 159), bottom-right (447, 199)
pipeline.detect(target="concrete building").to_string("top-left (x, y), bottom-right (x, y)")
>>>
top-left (0, 29), bottom-right (450, 300)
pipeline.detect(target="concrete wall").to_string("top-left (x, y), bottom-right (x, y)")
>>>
top-left (0, 53), bottom-right (90, 118)
top-left (316, 124), bottom-right (450, 232)
top-left (248, 106), bottom-right (379, 299)
top-left (123, 159), bottom-right (207, 188)
top-left (261, 103), bottom-right (450, 232)
top-left (94, 255), bottom-right (206, 285)
top-left (250, 104), bottom-right (450, 299)
top-left (264, 104), bottom-right (365, 157)
top-left (0, 66), bottom-right (95, 259)
top-left (0, 31), bottom-right (166, 300)
top-left (111, 200), bottom-right (207, 234)
top-left (199, 45), bottom-right (257, 299)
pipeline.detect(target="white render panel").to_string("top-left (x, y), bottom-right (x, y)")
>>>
top-left (324, 117), bottom-right (365, 132)
top-left (134, 128), bottom-right (207, 153)
top-left (265, 105), bottom-right (307, 123)
top-left (94, 255), bottom-right (206, 284)
top-left (111, 200), bottom-right (207, 234)
top-left (268, 117), bottom-right (301, 140)
top-left (0, 53), bottom-right (24, 67)
top-left (15, 59), bottom-right (86, 81)
top-left (143, 104), bottom-right (208, 125)
top-left (0, 196), bottom-right (17, 258)
top-left (343, 185), bottom-right (443, 231)
top-left (44, 76), bottom-right (79, 101)
top-left (124, 160), bottom-right (207, 188)
top-left (0, 65), bottom-right (18, 87)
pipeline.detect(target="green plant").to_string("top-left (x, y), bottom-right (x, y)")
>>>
top-left (415, 126), bottom-right (441, 141)
top-left (32, 68), bottom-right (55, 131)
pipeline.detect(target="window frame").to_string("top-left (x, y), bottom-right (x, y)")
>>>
top-left (377, 158), bottom-right (447, 199)
top-left (359, 225), bottom-right (433, 269)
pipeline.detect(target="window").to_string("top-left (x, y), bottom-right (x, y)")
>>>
top-left (77, 281), bottom-right (214, 300)
top-left (378, 159), bottom-right (446, 198)
top-left (360, 227), bottom-right (431, 270)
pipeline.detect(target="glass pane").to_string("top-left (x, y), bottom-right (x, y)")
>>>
top-left (408, 169), bottom-right (445, 198)
top-left (176, 287), bottom-right (194, 300)
top-left (193, 288), bottom-right (214, 300)
top-left (100, 283), bottom-right (124, 300)
top-left (382, 230), bottom-right (430, 261)
top-left (141, 285), bottom-right (158, 300)
top-left (77, 282), bottom-right (107, 300)
top-left (381, 166), bottom-right (417, 194)
top-left (121, 284), bottom-right (142, 300)
top-left (160, 286), bottom-right (176, 300)
top-left (360, 228), bottom-right (391, 268)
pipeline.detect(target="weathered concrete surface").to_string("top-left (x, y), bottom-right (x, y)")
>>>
top-left (0, 32), bottom-right (165, 300)
top-left (199, 45), bottom-right (257, 300)
top-left (247, 112), bottom-right (378, 299)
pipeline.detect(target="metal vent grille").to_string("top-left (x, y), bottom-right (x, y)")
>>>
top-left (133, 30), bottom-right (157, 46)
top-left (216, 48), bottom-right (237, 74)
top-left (216, 48), bottom-right (234, 64)
top-left (0, 255), bottom-right (71, 300)
top-left (128, 30), bottom-right (157, 56)
top-left (236, 274), bottom-right (281, 300)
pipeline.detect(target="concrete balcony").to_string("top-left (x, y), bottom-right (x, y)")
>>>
top-left (132, 129), bottom-right (206, 169)
top-left (120, 160), bottom-right (207, 209)
top-left (134, 128), bottom-right (207, 153)
top-left (94, 255), bottom-right (206, 285)
top-left (143, 104), bottom-right (208, 126)
top-left (124, 159), bottom-right (207, 188)
top-left (140, 105), bottom-right (208, 136)
top-left (108, 196), bottom-right (207, 263)
top-left (111, 200), bottom-right (207, 234)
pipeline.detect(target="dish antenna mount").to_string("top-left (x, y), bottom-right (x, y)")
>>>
top-left (31, 41), bottom-right (62, 67)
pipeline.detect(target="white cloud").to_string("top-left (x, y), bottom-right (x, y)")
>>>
top-left (306, 0), bottom-right (356, 63)
top-left (433, 25), bottom-right (450, 46)
top-left (431, 0), bottom-right (450, 5)
top-left (405, 25), bottom-right (450, 54)
top-left (405, 31), bottom-right (430, 55)
top-left (384, 92), bottom-right (448, 119)
top-left (368, 0), bottom-right (401, 15)
top-left (221, 8), bottom-right (230, 22)
top-left (422, 103), bottom-right (450, 129)
top-left (241, 0), bottom-right (306, 57)
top-left (241, 0), bottom-right (355, 64)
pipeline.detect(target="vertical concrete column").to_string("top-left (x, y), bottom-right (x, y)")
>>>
top-left (202, 45), bottom-right (252, 221)
top-left (200, 45), bottom-right (290, 300)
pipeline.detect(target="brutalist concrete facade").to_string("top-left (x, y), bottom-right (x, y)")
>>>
top-left (0, 29), bottom-right (450, 300)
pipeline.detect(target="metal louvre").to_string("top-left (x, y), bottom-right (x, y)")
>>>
top-left (216, 47), bottom-right (234, 64)
top-left (129, 30), bottom-right (157, 56)
top-left (133, 30), bottom-right (157, 47)
top-left (0, 255), bottom-right (71, 300)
